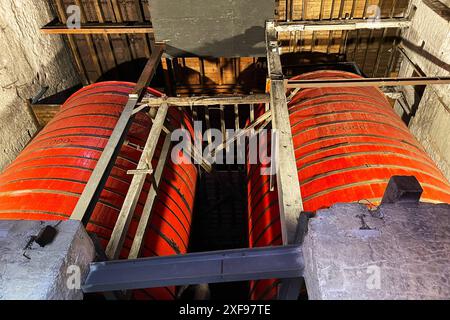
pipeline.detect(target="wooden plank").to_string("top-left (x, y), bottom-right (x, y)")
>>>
top-left (267, 23), bottom-right (284, 77)
top-left (174, 84), bottom-right (251, 95)
top-left (133, 45), bottom-right (164, 96)
top-left (70, 46), bottom-right (164, 224)
top-left (220, 105), bottom-right (227, 153)
top-left (106, 103), bottom-right (169, 260)
top-left (204, 107), bottom-right (213, 146)
top-left (132, 0), bottom-right (152, 58)
top-left (286, 0), bottom-right (293, 21)
top-left (42, 23), bottom-right (154, 34)
top-left (372, 28), bottom-right (388, 77)
top-left (128, 129), bottom-right (171, 259)
top-left (270, 80), bottom-right (304, 244)
top-left (30, 104), bottom-right (60, 126)
top-left (266, 21), bottom-right (303, 245)
top-left (54, 0), bottom-right (89, 85)
top-left (185, 141), bottom-right (213, 173)
top-left (26, 100), bottom-right (42, 130)
top-left (275, 18), bottom-right (411, 32)
top-left (361, 29), bottom-right (374, 71)
top-left (110, 0), bottom-right (137, 60)
top-left (213, 110), bottom-right (272, 157)
top-left (161, 58), bottom-right (176, 96)
top-left (385, 28), bottom-right (401, 77)
top-left (397, 45), bottom-right (450, 113)
top-left (286, 76), bottom-right (450, 88)
top-left (93, 0), bottom-right (118, 76)
top-left (268, 20), bottom-right (305, 297)
top-left (234, 104), bottom-right (240, 130)
top-left (74, 0), bottom-right (103, 80)
top-left (111, 0), bottom-right (124, 21)
top-left (141, 94), bottom-right (270, 106)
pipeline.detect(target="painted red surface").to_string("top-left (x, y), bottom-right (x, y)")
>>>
top-left (247, 70), bottom-right (450, 299)
top-left (0, 81), bottom-right (198, 300)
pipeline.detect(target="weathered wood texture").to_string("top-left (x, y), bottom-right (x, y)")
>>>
top-left (49, 0), bottom-right (408, 89)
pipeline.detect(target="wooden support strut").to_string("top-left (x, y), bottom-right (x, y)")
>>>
top-left (128, 132), bottom-right (172, 259)
top-left (274, 18), bottom-right (411, 32)
top-left (73, 0), bottom-right (102, 80)
top-left (266, 21), bottom-right (304, 245)
top-left (140, 94), bottom-right (270, 107)
top-left (70, 45), bottom-right (164, 224)
top-left (212, 110), bottom-right (272, 157)
top-left (53, 0), bottom-right (89, 85)
top-left (41, 22), bottom-right (154, 34)
top-left (397, 45), bottom-right (450, 114)
top-left (105, 102), bottom-right (169, 260)
top-left (285, 76), bottom-right (450, 88)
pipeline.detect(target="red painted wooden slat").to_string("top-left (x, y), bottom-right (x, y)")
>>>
top-left (247, 70), bottom-right (450, 300)
top-left (0, 81), bottom-right (198, 300)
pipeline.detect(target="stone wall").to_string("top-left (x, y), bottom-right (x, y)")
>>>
top-left (0, 0), bottom-right (79, 171)
top-left (0, 220), bottom-right (95, 300)
top-left (304, 202), bottom-right (450, 299)
top-left (395, 0), bottom-right (450, 181)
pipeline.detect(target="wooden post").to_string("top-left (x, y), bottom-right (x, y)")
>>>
top-left (128, 135), bottom-right (171, 259)
top-left (70, 45), bottom-right (164, 224)
top-left (266, 21), bottom-right (303, 245)
top-left (106, 102), bottom-right (169, 260)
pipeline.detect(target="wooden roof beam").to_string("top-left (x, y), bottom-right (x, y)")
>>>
top-left (266, 21), bottom-right (303, 246)
top-left (41, 22), bottom-right (154, 34)
top-left (140, 94), bottom-right (270, 107)
top-left (285, 76), bottom-right (450, 88)
top-left (275, 18), bottom-right (411, 32)
top-left (70, 44), bottom-right (164, 224)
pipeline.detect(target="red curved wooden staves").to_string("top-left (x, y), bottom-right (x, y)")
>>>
top-left (247, 70), bottom-right (450, 299)
top-left (0, 81), bottom-right (198, 300)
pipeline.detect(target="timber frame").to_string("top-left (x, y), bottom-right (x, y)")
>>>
top-left (36, 2), bottom-right (450, 301)
top-left (45, 0), bottom-right (416, 86)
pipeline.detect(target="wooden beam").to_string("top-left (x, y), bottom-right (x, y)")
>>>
top-left (70, 45), bottom-right (164, 224)
top-left (106, 103), bottom-right (169, 260)
top-left (31, 94), bottom-right (268, 115)
top-left (270, 80), bottom-right (304, 244)
top-left (93, 0), bottom-right (118, 77)
top-left (266, 21), bottom-right (303, 245)
top-left (174, 84), bottom-right (252, 95)
top-left (132, 45), bottom-right (164, 96)
top-left (127, 121), bottom-right (171, 260)
top-left (385, 29), bottom-right (401, 77)
top-left (132, 0), bottom-right (152, 58)
top-left (136, 110), bottom-right (212, 173)
top-left (285, 76), bottom-right (450, 88)
top-left (286, 0), bottom-right (293, 21)
top-left (397, 45), bottom-right (450, 113)
top-left (161, 58), bottom-right (176, 96)
top-left (54, 0), bottom-right (89, 85)
top-left (108, 0), bottom-right (135, 61)
top-left (234, 104), bottom-right (240, 130)
top-left (383, 91), bottom-right (403, 100)
top-left (42, 23), bottom-right (154, 34)
top-left (141, 94), bottom-right (270, 107)
top-left (30, 104), bottom-right (60, 126)
top-left (73, 0), bottom-right (103, 79)
top-left (185, 140), bottom-right (213, 173)
top-left (212, 110), bottom-right (272, 157)
top-left (275, 18), bottom-right (411, 32)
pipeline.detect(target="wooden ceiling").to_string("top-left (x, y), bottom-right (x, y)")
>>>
top-left (47, 0), bottom-right (410, 94)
